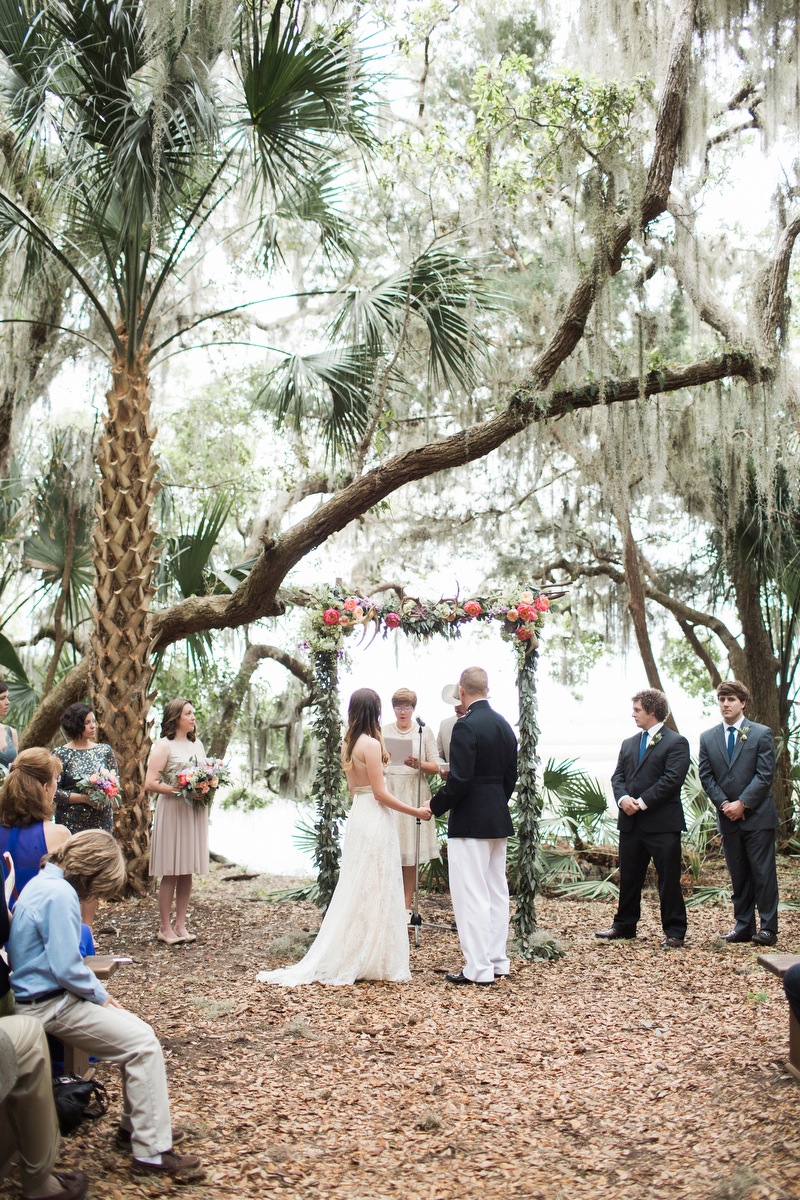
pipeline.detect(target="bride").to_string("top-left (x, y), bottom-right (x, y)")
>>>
top-left (258, 688), bottom-right (432, 986)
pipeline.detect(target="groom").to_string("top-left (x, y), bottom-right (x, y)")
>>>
top-left (430, 667), bottom-right (518, 986)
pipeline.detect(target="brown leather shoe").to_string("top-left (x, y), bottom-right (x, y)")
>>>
top-left (132, 1150), bottom-right (202, 1177)
top-left (117, 1125), bottom-right (186, 1149)
top-left (595, 927), bottom-right (636, 940)
top-left (26, 1171), bottom-right (88, 1200)
top-left (660, 936), bottom-right (685, 949)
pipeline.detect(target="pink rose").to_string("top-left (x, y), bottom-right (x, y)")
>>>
top-left (507, 607), bottom-right (519, 622)
top-left (385, 612), bottom-right (401, 628)
top-left (533, 595), bottom-right (550, 613)
top-left (339, 616), bottom-right (351, 627)
top-left (343, 597), bottom-right (357, 612)
top-left (353, 605), bottom-right (364, 620)
top-left (516, 626), bottom-right (532, 641)
top-left (464, 600), bottom-right (482, 618)
top-left (517, 603), bottom-right (533, 621)
top-left (322, 608), bottom-right (340, 625)
top-left (520, 591), bottom-right (534, 604)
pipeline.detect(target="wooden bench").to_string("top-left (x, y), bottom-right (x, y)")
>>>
top-left (757, 953), bottom-right (800, 1083)
top-left (62, 956), bottom-right (119, 1078)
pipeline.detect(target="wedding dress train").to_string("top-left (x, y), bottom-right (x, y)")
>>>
top-left (257, 786), bottom-right (410, 986)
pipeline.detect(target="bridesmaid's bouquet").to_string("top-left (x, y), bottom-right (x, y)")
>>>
top-left (76, 767), bottom-right (121, 808)
top-left (169, 759), bottom-right (231, 808)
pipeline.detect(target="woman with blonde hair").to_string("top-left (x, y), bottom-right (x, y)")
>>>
top-left (259, 688), bottom-right (432, 987)
top-left (9, 831), bottom-right (201, 1180)
top-left (0, 749), bottom-right (71, 906)
top-left (145, 698), bottom-right (208, 945)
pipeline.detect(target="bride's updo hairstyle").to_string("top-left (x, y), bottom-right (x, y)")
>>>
top-left (342, 688), bottom-right (389, 768)
top-left (0, 748), bottom-right (61, 828)
top-left (161, 697), bottom-right (196, 742)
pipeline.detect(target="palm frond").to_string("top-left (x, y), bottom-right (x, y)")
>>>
top-left (555, 875), bottom-right (620, 901)
top-left (237, 0), bottom-right (376, 196)
top-left (685, 885), bottom-right (732, 908)
top-left (256, 344), bottom-right (374, 455)
top-left (331, 248), bottom-right (497, 393)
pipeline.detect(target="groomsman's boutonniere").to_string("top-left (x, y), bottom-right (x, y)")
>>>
top-left (648, 731), bottom-right (664, 750)
top-left (738, 725), bottom-right (750, 743)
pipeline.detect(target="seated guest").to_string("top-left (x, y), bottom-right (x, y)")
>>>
top-left (9, 831), bottom-right (202, 1179)
top-left (784, 962), bottom-right (800, 1024)
top-left (1, 889), bottom-right (88, 1199)
top-left (0, 751), bottom-right (71, 905)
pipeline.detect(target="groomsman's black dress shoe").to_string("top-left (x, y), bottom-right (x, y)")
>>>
top-left (720, 929), bottom-right (754, 943)
top-left (445, 971), bottom-right (494, 986)
top-left (660, 936), bottom-right (685, 949)
top-left (752, 930), bottom-right (778, 946)
top-left (594, 928), bottom-right (635, 940)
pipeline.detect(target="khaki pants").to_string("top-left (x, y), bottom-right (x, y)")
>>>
top-left (0, 1014), bottom-right (60, 1193)
top-left (23, 993), bottom-right (172, 1158)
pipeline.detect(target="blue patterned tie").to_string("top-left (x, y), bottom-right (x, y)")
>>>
top-left (638, 731), bottom-right (648, 763)
top-left (727, 726), bottom-right (736, 760)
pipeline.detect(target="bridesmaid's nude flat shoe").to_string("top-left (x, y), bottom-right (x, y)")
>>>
top-left (156, 932), bottom-right (182, 945)
top-left (175, 931), bottom-right (197, 942)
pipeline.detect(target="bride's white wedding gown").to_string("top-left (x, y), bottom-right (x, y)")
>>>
top-left (257, 786), bottom-right (411, 986)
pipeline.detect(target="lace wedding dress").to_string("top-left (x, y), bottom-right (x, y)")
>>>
top-left (258, 786), bottom-right (410, 986)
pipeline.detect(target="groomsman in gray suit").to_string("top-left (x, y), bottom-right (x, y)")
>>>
top-left (698, 680), bottom-right (779, 946)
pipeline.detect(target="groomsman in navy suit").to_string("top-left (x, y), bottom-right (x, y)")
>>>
top-left (596, 689), bottom-right (690, 948)
top-left (698, 680), bottom-right (779, 946)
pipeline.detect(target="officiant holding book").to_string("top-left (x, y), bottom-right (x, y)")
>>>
top-left (382, 688), bottom-right (441, 911)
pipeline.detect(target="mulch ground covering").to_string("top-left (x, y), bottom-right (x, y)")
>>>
top-left (4, 860), bottom-right (800, 1200)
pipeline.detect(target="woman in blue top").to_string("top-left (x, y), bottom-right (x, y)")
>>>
top-left (0, 750), bottom-right (71, 905)
top-left (0, 682), bottom-right (18, 775)
top-left (9, 831), bottom-right (202, 1180)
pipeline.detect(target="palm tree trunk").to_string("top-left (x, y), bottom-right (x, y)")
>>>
top-left (91, 348), bottom-right (160, 889)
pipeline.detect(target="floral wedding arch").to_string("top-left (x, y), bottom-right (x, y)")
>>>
top-left (300, 584), bottom-right (557, 960)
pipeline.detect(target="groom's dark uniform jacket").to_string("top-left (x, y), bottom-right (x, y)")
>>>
top-left (430, 700), bottom-right (517, 838)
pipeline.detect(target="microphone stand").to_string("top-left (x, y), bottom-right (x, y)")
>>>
top-left (410, 716), bottom-right (456, 945)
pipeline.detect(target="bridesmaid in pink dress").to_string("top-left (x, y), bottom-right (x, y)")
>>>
top-left (145, 698), bottom-right (208, 945)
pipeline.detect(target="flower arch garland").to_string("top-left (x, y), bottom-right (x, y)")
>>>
top-left (301, 584), bottom-right (557, 959)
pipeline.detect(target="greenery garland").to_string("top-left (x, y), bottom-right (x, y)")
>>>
top-left (308, 645), bottom-right (349, 910)
top-left (512, 649), bottom-right (544, 950)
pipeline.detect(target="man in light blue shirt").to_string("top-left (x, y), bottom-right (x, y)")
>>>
top-left (9, 833), bottom-right (201, 1179)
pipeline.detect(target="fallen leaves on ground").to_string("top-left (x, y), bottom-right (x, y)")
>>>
top-left (6, 859), bottom-right (800, 1200)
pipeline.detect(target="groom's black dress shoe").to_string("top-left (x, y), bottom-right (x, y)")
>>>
top-left (660, 936), bottom-right (685, 949)
top-left (720, 929), bottom-right (754, 943)
top-left (445, 971), bottom-right (494, 986)
top-left (752, 930), bottom-right (778, 946)
top-left (594, 927), bottom-right (635, 940)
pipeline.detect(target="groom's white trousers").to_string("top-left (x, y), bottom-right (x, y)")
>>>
top-left (447, 838), bottom-right (510, 984)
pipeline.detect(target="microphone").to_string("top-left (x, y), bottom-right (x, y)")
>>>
top-left (416, 716), bottom-right (426, 728)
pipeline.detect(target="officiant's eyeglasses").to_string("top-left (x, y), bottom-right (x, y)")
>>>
top-left (393, 703), bottom-right (414, 710)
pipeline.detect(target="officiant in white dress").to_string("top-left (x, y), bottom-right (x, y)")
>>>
top-left (382, 687), bottom-right (442, 910)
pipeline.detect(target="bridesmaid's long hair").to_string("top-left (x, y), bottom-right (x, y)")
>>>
top-left (342, 688), bottom-right (389, 768)
top-left (161, 697), bottom-right (196, 742)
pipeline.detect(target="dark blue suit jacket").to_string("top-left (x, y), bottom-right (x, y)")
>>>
top-left (430, 700), bottom-right (517, 838)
